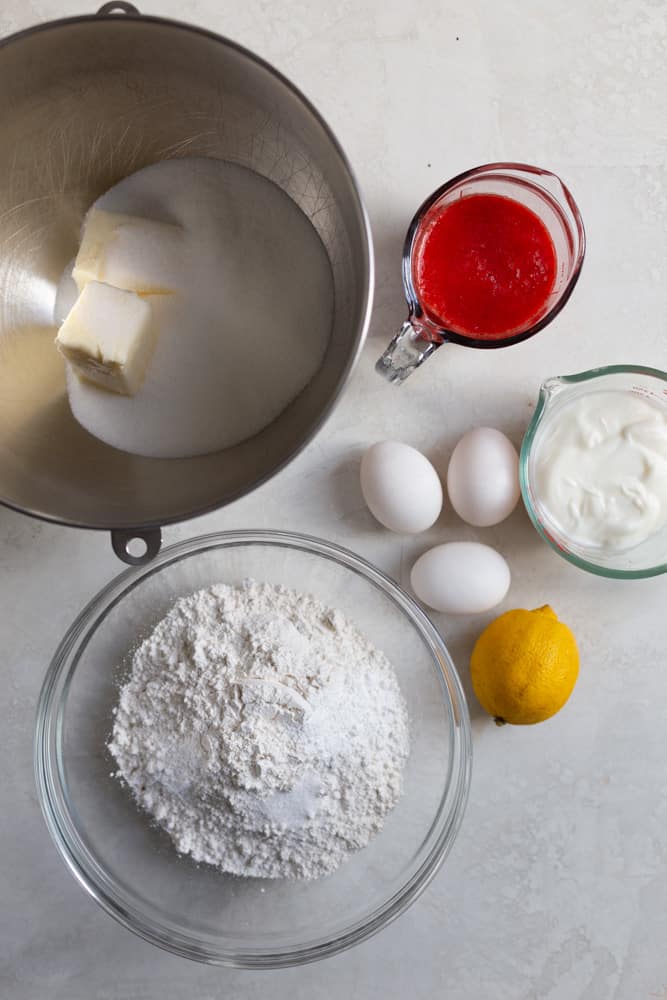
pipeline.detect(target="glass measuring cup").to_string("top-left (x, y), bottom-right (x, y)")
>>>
top-left (520, 365), bottom-right (667, 578)
top-left (376, 163), bottom-right (586, 384)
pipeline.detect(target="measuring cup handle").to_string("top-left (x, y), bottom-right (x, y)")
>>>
top-left (375, 320), bottom-right (441, 384)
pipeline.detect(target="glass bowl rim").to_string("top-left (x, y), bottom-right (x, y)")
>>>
top-left (34, 529), bottom-right (472, 968)
top-left (519, 364), bottom-right (667, 579)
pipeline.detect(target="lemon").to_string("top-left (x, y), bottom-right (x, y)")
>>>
top-left (470, 605), bottom-right (579, 725)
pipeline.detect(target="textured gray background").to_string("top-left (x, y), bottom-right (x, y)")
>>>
top-left (2, 1), bottom-right (667, 997)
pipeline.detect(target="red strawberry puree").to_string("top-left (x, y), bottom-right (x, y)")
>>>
top-left (413, 193), bottom-right (557, 338)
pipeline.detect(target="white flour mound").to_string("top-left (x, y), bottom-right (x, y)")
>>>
top-left (108, 581), bottom-right (410, 880)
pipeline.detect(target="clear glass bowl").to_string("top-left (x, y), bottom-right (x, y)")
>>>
top-left (520, 365), bottom-right (667, 578)
top-left (35, 530), bottom-right (471, 967)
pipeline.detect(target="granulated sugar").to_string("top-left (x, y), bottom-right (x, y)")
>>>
top-left (108, 581), bottom-right (410, 879)
top-left (63, 157), bottom-right (333, 458)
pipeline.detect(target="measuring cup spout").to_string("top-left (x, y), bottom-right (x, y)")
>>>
top-left (375, 320), bottom-right (441, 384)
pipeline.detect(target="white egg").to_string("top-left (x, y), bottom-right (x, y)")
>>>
top-left (410, 542), bottom-right (510, 614)
top-left (360, 441), bottom-right (443, 533)
top-left (447, 427), bottom-right (520, 527)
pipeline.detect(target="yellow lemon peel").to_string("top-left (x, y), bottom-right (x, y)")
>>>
top-left (470, 605), bottom-right (579, 726)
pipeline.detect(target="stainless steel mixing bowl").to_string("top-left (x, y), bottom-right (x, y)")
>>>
top-left (0, 5), bottom-right (373, 563)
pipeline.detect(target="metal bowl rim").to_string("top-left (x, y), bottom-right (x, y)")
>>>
top-left (0, 10), bottom-right (375, 532)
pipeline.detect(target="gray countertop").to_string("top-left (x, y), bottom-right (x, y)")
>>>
top-left (2, 0), bottom-right (667, 997)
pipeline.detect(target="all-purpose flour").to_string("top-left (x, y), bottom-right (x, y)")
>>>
top-left (108, 581), bottom-right (410, 879)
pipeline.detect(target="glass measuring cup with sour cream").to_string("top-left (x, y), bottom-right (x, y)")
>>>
top-left (520, 365), bottom-right (667, 578)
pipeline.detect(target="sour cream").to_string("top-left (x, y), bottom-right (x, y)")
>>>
top-left (532, 390), bottom-right (667, 551)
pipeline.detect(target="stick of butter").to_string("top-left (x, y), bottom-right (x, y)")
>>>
top-left (73, 208), bottom-right (184, 294)
top-left (56, 281), bottom-right (155, 396)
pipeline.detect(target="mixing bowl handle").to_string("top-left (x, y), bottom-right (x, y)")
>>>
top-left (112, 527), bottom-right (162, 565)
top-left (97, 2), bottom-right (140, 14)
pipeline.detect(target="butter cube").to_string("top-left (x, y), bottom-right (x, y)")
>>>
top-left (73, 209), bottom-right (127, 290)
top-left (73, 208), bottom-right (184, 294)
top-left (56, 281), bottom-right (155, 396)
